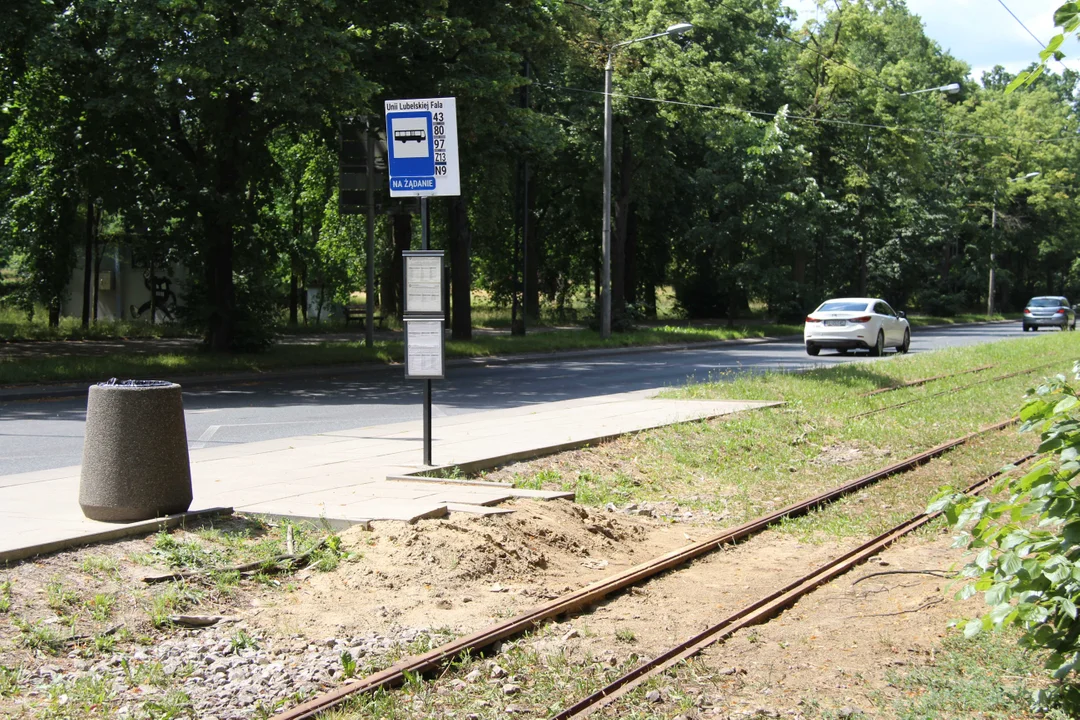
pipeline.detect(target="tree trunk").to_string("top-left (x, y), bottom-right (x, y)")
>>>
top-left (204, 219), bottom-right (236, 351)
top-left (612, 127), bottom-right (633, 326)
top-left (49, 301), bottom-right (60, 328)
top-left (525, 179), bottom-right (540, 324)
top-left (448, 197), bottom-right (473, 340)
top-left (288, 254), bottom-right (299, 327)
top-left (92, 239), bottom-right (103, 323)
top-left (82, 196), bottom-right (94, 329)
top-left (624, 201), bottom-right (638, 307)
top-left (387, 212), bottom-right (412, 318)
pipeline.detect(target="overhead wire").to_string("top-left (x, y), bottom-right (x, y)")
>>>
top-left (994, 0), bottom-right (1074, 71)
top-left (538, 83), bottom-right (1080, 144)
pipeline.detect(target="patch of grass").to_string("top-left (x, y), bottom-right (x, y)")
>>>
top-left (0, 579), bottom-right (12, 613)
top-left (147, 582), bottom-right (204, 628)
top-left (141, 690), bottom-right (195, 719)
top-left (150, 530), bottom-right (226, 570)
top-left (229, 629), bottom-right (259, 654)
top-left (45, 578), bottom-right (81, 614)
top-left (79, 554), bottom-right (120, 577)
top-left (495, 333), bottom-right (1076, 531)
top-left (13, 616), bottom-right (67, 654)
top-left (615, 628), bottom-right (637, 643)
top-left (86, 593), bottom-right (116, 623)
top-left (44, 672), bottom-right (115, 716)
top-left (884, 629), bottom-right (1068, 719)
top-left (0, 664), bottom-right (23, 697)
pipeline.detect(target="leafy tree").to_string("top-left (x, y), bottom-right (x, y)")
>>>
top-left (933, 366), bottom-right (1080, 712)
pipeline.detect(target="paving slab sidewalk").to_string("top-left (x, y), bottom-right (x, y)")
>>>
top-left (0, 389), bottom-right (777, 562)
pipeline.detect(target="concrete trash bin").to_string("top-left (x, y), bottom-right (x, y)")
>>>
top-left (79, 379), bottom-right (193, 522)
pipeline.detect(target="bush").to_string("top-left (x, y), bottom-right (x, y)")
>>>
top-left (932, 362), bottom-right (1080, 713)
top-left (913, 289), bottom-right (966, 317)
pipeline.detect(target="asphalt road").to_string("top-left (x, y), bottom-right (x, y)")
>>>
top-left (0, 321), bottom-right (1037, 477)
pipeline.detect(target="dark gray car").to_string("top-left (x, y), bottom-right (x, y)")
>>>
top-left (1022, 296), bottom-right (1076, 331)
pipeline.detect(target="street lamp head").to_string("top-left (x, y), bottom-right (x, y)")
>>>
top-left (898, 82), bottom-right (962, 97)
top-left (1008, 171), bottom-right (1041, 182)
top-left (665, 23), bottom-right (694, 37)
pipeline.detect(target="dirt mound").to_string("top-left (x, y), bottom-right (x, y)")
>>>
top-left (250, 499), bottom-right (683, 640)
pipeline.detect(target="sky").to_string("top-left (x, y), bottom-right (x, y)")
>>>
top-left (783, 0), bottom-right (1080, 83)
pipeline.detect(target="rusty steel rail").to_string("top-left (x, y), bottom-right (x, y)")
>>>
top-left (860, 364), bottom-right (994, 397)
top-left (551, 451), bottom-right (1037, 719)
top-left (850, 362), bottom-right (1059, 420)
top-left (271, 418), bottom-right (1017, 720)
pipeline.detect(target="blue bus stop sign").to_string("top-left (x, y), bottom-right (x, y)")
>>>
top-left (384, 97), bottom-right (460, 198)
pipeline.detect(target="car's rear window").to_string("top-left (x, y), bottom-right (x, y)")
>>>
top-left (1028, 297), bottom-right (1064, 307)
top-left (818, 301), bottom-right (870, 312)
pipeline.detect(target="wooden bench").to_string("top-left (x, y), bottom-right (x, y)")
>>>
top-left (343, 305), bottom-right (384, 328)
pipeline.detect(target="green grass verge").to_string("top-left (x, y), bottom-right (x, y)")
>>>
top-left (0, 311), bottom-right (1021, 388)
top-left (488, 331), bottom-right (1080, 542)
top-left (0, 323), bottom-right (802, 386)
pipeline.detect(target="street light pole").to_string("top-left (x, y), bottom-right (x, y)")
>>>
top-left (601, 22), bottom-right (692, 339)
top-left (988, 171), bottom-right (1040, 318)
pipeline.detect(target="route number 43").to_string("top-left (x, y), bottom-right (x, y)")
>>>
top-left (433, 112), bottom-right (445, 122)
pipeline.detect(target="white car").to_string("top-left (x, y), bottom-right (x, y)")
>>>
top-left (804, 297), bottom-right (911, 356)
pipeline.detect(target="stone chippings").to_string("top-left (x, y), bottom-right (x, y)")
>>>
top-left (20, 625), bottom-right (447, 719)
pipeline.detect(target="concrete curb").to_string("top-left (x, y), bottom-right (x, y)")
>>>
top-left (0, 319), bottom-right (1020, 402)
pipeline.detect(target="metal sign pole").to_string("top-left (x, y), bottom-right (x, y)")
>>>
top-left (365, 126), bottom-right (376, 348)
top-left (420, 196), bottom-right (432, 465)
top-left (386, 97), bottom-right (458, 469)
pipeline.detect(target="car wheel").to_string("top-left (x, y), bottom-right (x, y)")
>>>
top-left (1022, 324), bottom-right (1029, 332)
top-left (869, 331), bottom-right (884, 357)
top-left (899, 329), bottom-right (910, 353)
top-left (806, 343), bottom-right (819, 356)
top-left (1033, 326), bottom-right (1039, 332)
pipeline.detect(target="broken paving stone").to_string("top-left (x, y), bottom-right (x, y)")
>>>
top-left (465, 670), bottom-right (482, 683)
top-left (561, 628), bottom-right (580, 643)
top-left (502, 683), bottom-right (521, 695)
top-left (489, 584), bottom-right (509, 593)
top-left (490, 664), bottom-right (508, 679)
top-left (645, 689), bottom-right (662, 703)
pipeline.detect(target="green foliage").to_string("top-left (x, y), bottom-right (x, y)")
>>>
top-left (0, 579), bottom-right (12, 613)
top-left (3, 0), bottom-right (1079, 350)
top-left (86, 593), bottom-right (116, 623)
top-left (44, 578), bottom-right (80, 614)
top-left (229, 629), bottom-right (259, 654)
top-left (340, 650), bottom-right (358, 679)
top-left (933, 360), bottom-right (1080, 712)
top-left (0, 664), bottom-right (23, 697)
